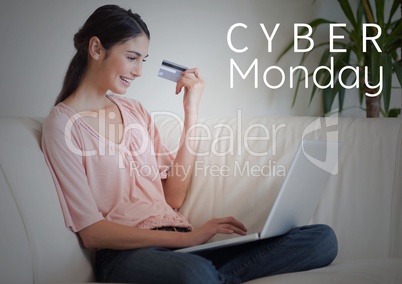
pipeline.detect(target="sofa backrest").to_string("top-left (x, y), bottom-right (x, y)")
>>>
top-left (0, 117), bottom-right (94, 283)
top-left (156, 115), bottom-right (402, 260)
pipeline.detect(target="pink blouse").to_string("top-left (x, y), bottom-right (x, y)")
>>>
top-left (41, 95), bottom-right (192, 232)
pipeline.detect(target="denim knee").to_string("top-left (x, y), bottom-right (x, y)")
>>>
top-left (323, 224), bottom-right (338, 263)
top-left (304, 224), bottom-right (338, 266)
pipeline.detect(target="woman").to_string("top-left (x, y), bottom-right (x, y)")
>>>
top-left (42, 4), bottom-right (337, 284)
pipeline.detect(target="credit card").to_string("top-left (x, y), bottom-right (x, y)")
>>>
top-left (158, 60), bottom-right (188, 82)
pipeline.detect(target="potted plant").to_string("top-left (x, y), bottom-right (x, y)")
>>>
top-left (277, 0), bottom-right (402, 117)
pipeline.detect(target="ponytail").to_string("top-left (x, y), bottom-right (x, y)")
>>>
top-left (54, 50), bottom-right (87, 105)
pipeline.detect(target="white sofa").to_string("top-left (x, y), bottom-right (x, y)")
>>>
top-left (0, 115), bottom-right (401, 284)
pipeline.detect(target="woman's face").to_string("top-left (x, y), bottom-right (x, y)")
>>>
top-left (98, 34), bottom-right (149, 94)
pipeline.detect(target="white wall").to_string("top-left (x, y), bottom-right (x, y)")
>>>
top-left (2, 0), bottom-right (398, 119)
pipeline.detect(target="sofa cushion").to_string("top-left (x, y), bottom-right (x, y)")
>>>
top-left (245, 258), bottom-right (402, 284)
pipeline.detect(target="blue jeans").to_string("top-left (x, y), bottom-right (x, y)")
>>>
top-left (95, 224), bottom-right (338, 283)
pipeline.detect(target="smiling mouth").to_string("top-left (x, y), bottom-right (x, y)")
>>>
top-left (120, 76), bottom-right (133, 86)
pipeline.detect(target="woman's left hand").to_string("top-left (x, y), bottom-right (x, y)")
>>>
top-left (175, 68), bottom-right (205, 115)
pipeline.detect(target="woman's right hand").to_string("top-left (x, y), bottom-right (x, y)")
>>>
top-left (175, 67), bottom-right (205, 117)
top-left (184, 217), bottom-right (248, 247)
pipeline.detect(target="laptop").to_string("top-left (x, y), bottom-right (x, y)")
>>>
top-left (176, 140), bottom-right (340, 253)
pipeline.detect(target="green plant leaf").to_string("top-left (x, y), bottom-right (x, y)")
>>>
top-left (388, 108), bottom-right (401, 117)
top-left (370, 47), bottom-right (382, 87)
top-left (393, 61), bottom-right (402, 87)
top-left (375, 0), bottom-right (385, 27)
top-left (337, 65), bottom-right (356, 113)
top-left (323, 87), bottom-right (336, 115)
top-left (362, 0), bottom-right (374, 24)
top-left (338, 0), bottom-right (357, 28)
top-left (291, 69), bottom-right (304, 108)
top-left (356, 2), bottom-right (365, 26)
top-left (384, 35), bottom-right (402, 53)
top-left (359, 87), bottom-right (365, 106)
top-left (384, 20), bottom-right (402, 48)
top-left (338, 86), bottom-right (346, 113)
top-left (386, 0), bottom-right (400, 30)
top-left (381, 53), bottom-right (393, 113)
top-left (308, 47), bottom-right (332, 106)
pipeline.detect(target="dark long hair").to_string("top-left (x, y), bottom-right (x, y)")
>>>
top-left (55, 5), bottom-right (150, 105)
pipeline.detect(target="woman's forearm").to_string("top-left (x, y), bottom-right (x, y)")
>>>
top-left (78, 219), bottom-right (189, 250)
top-left (163, 111), bottom-right (198, 209)
top-left (163, 67), bottom-right (204, 209)
top-left (79, 217), bottom-right (247, 251)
